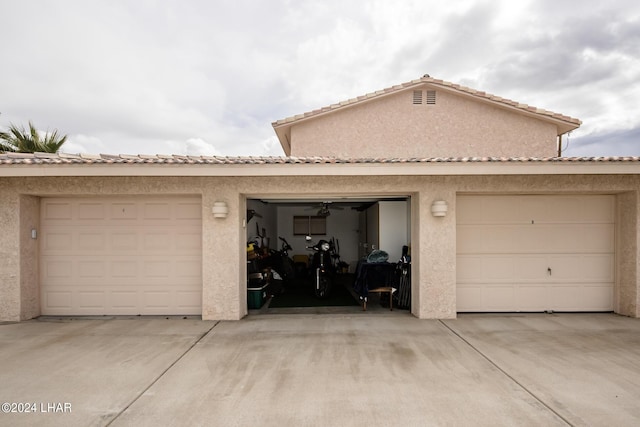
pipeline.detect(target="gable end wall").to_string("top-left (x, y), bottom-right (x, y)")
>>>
top-left (290, 90), bottom-right (558, 158)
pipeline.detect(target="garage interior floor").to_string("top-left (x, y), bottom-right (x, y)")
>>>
top-left (251, 273), bottom-right (409, 315)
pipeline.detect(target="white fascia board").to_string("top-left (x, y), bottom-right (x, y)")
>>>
top-left (1, 161), bottom-right (639, 177)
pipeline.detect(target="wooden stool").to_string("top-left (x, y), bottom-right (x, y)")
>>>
top-left (363, 287), bottom-right (396, 311)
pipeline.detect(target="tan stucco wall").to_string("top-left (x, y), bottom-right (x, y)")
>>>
top-left (617, 191), bottom-right (639, 315)
top-left (20, 195), bottom-right (40, 319)
top-left (1, 173), bottom-right (639, 322)
top-left (289, 90), bottom-right (558, 158)
top-left (0, 189), bottom-right (20, 321)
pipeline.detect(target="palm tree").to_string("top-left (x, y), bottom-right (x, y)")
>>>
top-left (0, 121), bottom-right (67, 153)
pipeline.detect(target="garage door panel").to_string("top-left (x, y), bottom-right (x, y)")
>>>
top-left (176, 260), bottom-right (201, 278)
top-left (456, 226), bottom-right (482, 253)
top-left (111, 291), bottom-right (138, 309)
top-left (176, 202), bottom-right (202, 219)
top-left (482, 257), bottom-right (516, 281)
top-left (143, 232), bottom-right (172, 251)
top-left (456, 286), bottom-right (482, 311)
top-left (483, 286), bottom-right (515, 310)
top-left (457, 226), bottom-right (520, 253)
top-left (548, 285), bottom-right (612, 311)
top-left (78, 232), bottom-right (106, 251)
top-left (457, 195), bottom-right (614, 312)
top-left (78, 202), bottom-right (105, 220)
top-left (517, 285), bottom-right (548, 311)
top-left (43, 291), bottom-right (73, 309)
top-left (44, 233), bottom-right (73, 251)
top-left (550, 255), bottom-right (614, 282)
top-left (78, 261), bottom-right (105, 278)
top-left (456, 256), bottom-right (482, 282)
top-left (41, 197), bottom-right (202, 316)
top-left (459, 255), bottom-right (548, 283)
top-left (579, 285), bottom-right (614, 311)
top-left (143, 260), bottom-right (171, 278)
top-left (549, 285), bottom-right (585, 310)
top-left (177, 233), bottom-right (202, 251)
top-left (78, 291), bottom-right (106, 309)
top-left (143, 202), bottom-right (172, 220)
top-left (111, 233), bottom-right (138, 250)
top-left (42, 260), bottom-right (73, 279)
top-left (112, 260), bottom-right (138, 278)
top-left (514, 256), bottom-right (548, 281)
top-left (111, 203), bottom-right (138, 219)
top-left (175, 291), bottom-right (202, 309)
top-left (582, 224), bottom-right (615, 252)
top-left (581, 196), bottom-right (616, 222)
top-left (143, 291), bottom-right (171, 308)
top-left (480, 227), bottom-right (519, 253)
top-left (43, 202), bottom-right (73, 220)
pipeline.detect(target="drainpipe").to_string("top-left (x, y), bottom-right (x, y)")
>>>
top-left (557, 134), bottom-right (562, 157)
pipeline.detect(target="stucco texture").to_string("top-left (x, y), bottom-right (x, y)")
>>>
top-left (0, 173), bottom-right (639, 322)
top-left (290, 89), bottom-right (558, 158)
top-left (19, 195), bottom-right (40, 319)
top-left (0, 189), bottom-right (20, 320)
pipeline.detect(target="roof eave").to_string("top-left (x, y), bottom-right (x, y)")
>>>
top-left (2, 159), bottom-right (639, 178)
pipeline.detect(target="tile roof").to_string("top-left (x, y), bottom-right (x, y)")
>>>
top-left (1, 152), bottom-right (639, 165)
top-left (272, 75), bottom-right (582, 128)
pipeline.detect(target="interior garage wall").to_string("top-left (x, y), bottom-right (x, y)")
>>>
top-left (246, 199), bottom-right (276, 249)
top-left (276, 205), bottom-right (360, 270)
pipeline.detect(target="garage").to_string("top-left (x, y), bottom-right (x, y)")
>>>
top-left (245, 196), bottom-right (412, 312)
top-left (40, 196), bottom-right (202, 315)
top-left (456, 195), bottom-right (615, 312)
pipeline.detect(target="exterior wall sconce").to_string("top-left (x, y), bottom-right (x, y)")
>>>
top-left (212, 201), bottom-right (229, 218)
top-left (431, 200), bottom-right (448, 217)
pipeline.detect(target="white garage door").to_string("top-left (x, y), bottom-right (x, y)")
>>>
top-left (40, 196), bottom-right (202, 315)
top-left (457, 195), bottom-right (614, 312)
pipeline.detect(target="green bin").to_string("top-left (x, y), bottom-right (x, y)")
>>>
top-left (247, 284), bottom-right (268, 309)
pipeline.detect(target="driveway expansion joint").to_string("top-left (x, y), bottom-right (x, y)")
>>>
top-left (439, 320), bottom-right (574, 427)
top-left (105, 320), bottom-right (220, 426)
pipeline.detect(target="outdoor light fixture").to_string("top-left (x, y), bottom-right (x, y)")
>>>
top-left (212, 201), bottom-right (229, 218)
top-left (431, 200), bottom-right (448, 217)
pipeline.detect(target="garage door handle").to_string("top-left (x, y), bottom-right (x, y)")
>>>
top-left (547, 268), bottom-right (552, 275)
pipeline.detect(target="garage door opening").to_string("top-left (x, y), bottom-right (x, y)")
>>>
top-left (245, 196), bottom-right (413, 313)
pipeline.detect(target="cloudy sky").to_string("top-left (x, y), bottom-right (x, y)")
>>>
top-left (1, 0), bottom-right (639, 157)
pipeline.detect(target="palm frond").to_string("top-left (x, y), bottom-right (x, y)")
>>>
top-left (0, 121), bottom-right (67, 153)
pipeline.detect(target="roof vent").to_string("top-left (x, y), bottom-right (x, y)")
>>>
top-left (412, 90), bottom-right (423, 105)
top-left (426, 90), bottom-right (436, 105)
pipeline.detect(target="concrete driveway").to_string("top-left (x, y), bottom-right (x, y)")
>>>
top-left (1, 313), bottom-right (639, 426)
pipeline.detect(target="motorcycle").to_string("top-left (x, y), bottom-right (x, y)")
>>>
top-left (306, 237), bottom-right (334, 298)
top-left (246, 236), bottom-right (295, 299)
top-left (252, 237), bottom-right (294, 281)
top-left (271, 237), bottom-right (296, 282)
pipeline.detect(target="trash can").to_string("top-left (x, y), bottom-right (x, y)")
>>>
top-left (247, 283), bottom-right (268, 309)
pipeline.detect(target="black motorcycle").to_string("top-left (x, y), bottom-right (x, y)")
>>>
top-left (307, 238), bottom-right (334, 298)
top-left (258, 236), bottom-right (295, 283)
top-left (273, 237), bottom-right (295, 282)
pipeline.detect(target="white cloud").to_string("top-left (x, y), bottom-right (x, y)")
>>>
top-left (1, 0), bottom-right (639, 157)
top-left (62, 134), bottom-right (105, 155)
